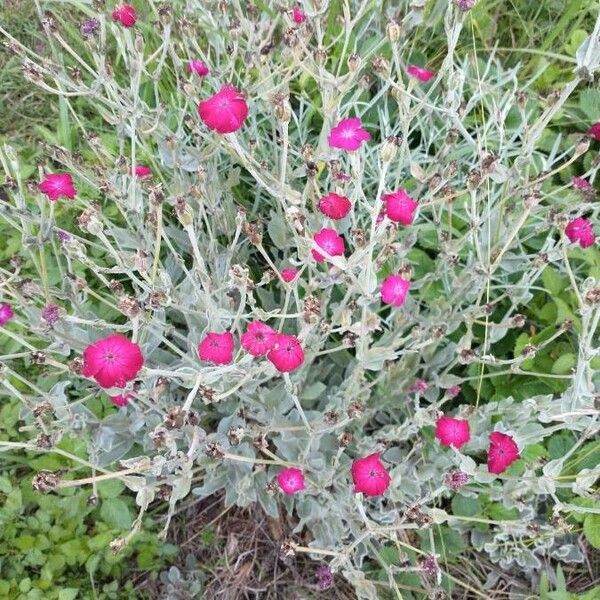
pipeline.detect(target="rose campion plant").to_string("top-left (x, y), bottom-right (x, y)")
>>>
top-left (5, 2), bottom-right (599, 596)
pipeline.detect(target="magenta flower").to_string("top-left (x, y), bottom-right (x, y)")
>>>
top-left (435, 415), bottom-right (471, 449)
top-left (383, 189), bottom-right (418, 225)
top-left (280, 267), bottom-right (299, 283)
top-left (407, 65), bottom-right (436, 83)
top-left (380, 274), bottom-right (410, 308)
top-left (291, 7), bottom-right (306, 23)
top-left (487, 432), bottom-right (520, 474)
top-left (241, 321), bottom-right (278, 357)
top-left (198, 331), bottom-right (235, 365)
top-left (111, 4), bottom-right (137, 28)
top-left (352, 453), bottom-right (391, 497)
top-left (110, 393), bottom-right (132, 407)
top-left (318, 192), bottom-right (352, 220)
top-left (0, 303), bottom-right (14, 326)
top-left (133, 165), bottom-right (152, 178)
top-left (267, 334), bottom-right (304, 372)
top-left (587, 122), bottom-right (600, 141)
top-left (328, 117), bottom-right (371, 151)
top-left (565, 217), bottom-right (596, 248)
top-left (39, 173), bottom-right (77, 202)
top-left (312, 228), bottom-right (345, 262)
top-left (187, 59), bottom-right (209, 77)
top-left (198, 85), bottom-right (248, 134)
top-left (82, 334), bottom-right (144, 389)
top-left (277, 467), bottom-right (305, 495)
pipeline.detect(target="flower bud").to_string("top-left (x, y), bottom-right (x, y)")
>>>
top-left (380, 135), bottom-right (400, 163)
top-left (347, 53), bottom-right (361, 72)
top-left (386, 18), bottom-right (401, 42)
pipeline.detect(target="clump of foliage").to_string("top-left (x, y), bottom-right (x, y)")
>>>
top-left (0, 398), bottom-right (177, 599)
top-left (1, 1), bottom-right (600, 598)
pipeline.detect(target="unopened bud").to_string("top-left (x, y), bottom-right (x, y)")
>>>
top-left (347, 53), bottom-right (360, 72)
top-left (386, 19), bottom-right (401, 42)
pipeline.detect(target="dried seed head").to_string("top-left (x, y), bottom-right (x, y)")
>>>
top-left (152, 376), bottom-right (170, 399)
top-left (243, 222), bottom-right (263, 245)
top-left (32, 470), bottom-right (59, 493)
top-left (199, 385), bottom-right (217, 404)
top-left (108, 279), bottom-right (125, 297)
top-left (458, 348), bottom-right (476, 364)
top-left (265, 480), bottom-right (278, 496)
top-left (30, 351), bottom-right (47, 365)
top-left (585, 288), bottom-right (600, 305)
top-left (272, 92), bottom-right (292, 123)
top-left (280, 540), bottom-right (296, 557)
top-left (521, 344), bottom-right (536, 358)
top-left (575, 137), bottom-right (591, 155)
top-left (314, 47), bottom-right (328, 66)
top-left (343, 332), bottom-right (358, 347)
top-left (117, 295), bottom-right (142, 319)
top-left (164, 407), bottom-right (186, 429)
top-left (347, 401), bottom-right (364, 419)
top-left (301, 143), bottom-right (314, 162)
top-left (352, 228), bottom-right (366, 248)
top-left (227, 426), bottom-right (245, 446)
top-left (252, 433), bottom-right (269, 452)
top-left (186, 410), bottom-right (200, 426)
top-left (32, 402), bottom-right (54, 418)
top-left (77, 204), bottom-right (103, 234)
top-left (283, 27), bottom-right (298, 47)
top-left (347, 53), bottom-right (361, 72)
top-left (380, 135), bottom-right (401, 163)
top-left (205, 442), bottom-right (225, 459)
top-left (68, 357), bottom-right (84, 375)
top-left (149, 289), bottom-right (170, 309)
top-left (109, 538), bottom-right (127, 554)
top-left (174, 197), bottom-right (193, 226)
top-left (151, 428), bottom-right (168, 449)
top-left (324, 410), bottom-right (338, 425)
top-left (467, 168), bottom-right (482, 189)
top-left (371, 55), bottom-right (390, 77)
top-left (337, 431), bottom-right (353, 448)
top-left (303, 294), bottom-right (321, 322)
top-left (36, 433), bottom-right (52, 449)
top-left (511, 314), bottom-right (526, 328)
top-left (18, 278), bottom-right (42, 298)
